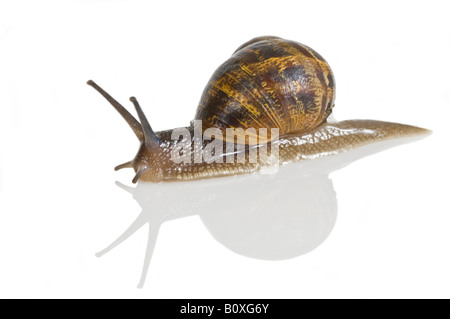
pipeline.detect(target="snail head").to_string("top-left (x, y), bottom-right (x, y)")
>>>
top-left (87, 80), bottom-right (164, 183)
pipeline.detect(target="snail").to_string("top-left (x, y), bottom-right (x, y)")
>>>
top-left (87, 36), bottom-right (429, 183)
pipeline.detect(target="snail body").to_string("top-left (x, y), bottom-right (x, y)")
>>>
top-left (87, 36), bottom-right (429, 183)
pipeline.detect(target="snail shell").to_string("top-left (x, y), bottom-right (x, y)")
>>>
top-left (87, 36), bottom-right (429, 183)
top-left (196, 36), bottom-right (335, 143)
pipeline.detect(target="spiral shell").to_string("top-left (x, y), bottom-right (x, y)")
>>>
top-left (195, 36), bottom-right (336, 143)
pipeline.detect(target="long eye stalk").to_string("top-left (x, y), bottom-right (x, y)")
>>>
top-left (87, 80), bottom-right (145, 141)
top-left (129, 97), bottom-right (160, 148)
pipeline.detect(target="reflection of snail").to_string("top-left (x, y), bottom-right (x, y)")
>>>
top-left (95, 136), bottom-right (428, 287)
top-left (97, 162), bottom-right (338, 287)
top-left (88, 36), bottom-right (429, 183)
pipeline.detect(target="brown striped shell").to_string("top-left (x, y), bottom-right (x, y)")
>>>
top-left (195, 36), bottom-right (336, 143)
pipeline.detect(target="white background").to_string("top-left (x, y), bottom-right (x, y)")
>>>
top-left (0, 0), bottom-right (449, 298)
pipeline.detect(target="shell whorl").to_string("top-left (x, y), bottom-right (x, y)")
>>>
top-left (195, 36), bottom-right (336, 143)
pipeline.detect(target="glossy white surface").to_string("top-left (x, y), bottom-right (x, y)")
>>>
top-left (0, 0), bottom-right (449, 298)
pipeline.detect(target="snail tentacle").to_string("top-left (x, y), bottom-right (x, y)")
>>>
top-left (132, 167), bottom-right (148, 184)
top-left (130, 97), bottom-right (160, 148)
top-left (114, 161), bottom-right (133, 171)
top-left (87, 80), bottom-right (144, 141)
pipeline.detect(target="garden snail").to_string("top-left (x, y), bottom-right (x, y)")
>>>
top-left (87, 36), bottom-right (429, 183)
